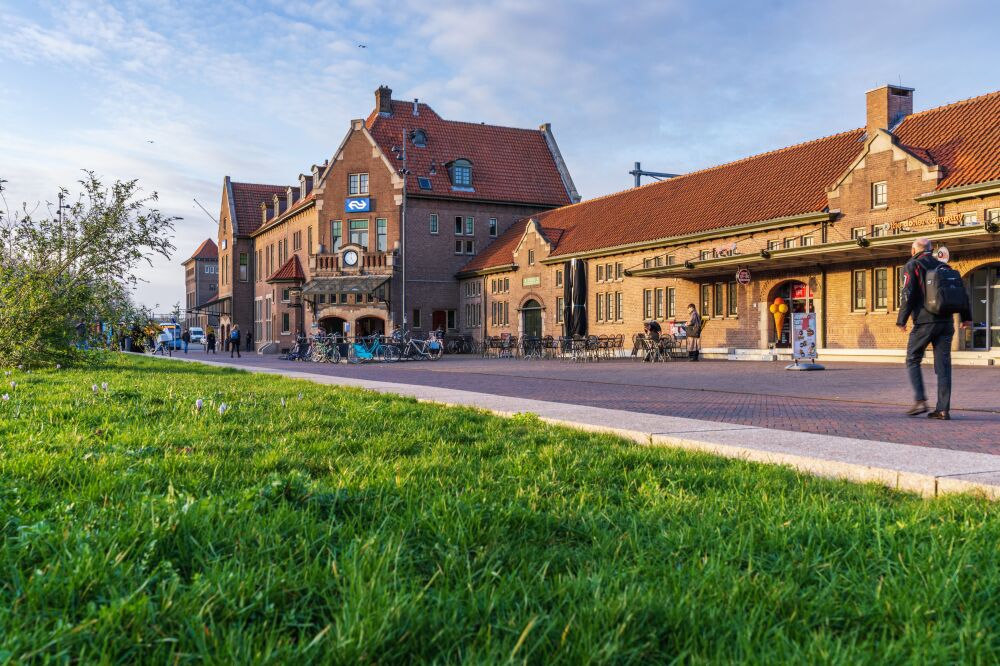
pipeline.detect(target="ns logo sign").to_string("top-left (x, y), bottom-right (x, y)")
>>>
top-left (345, 197), bottom-right (371, 212)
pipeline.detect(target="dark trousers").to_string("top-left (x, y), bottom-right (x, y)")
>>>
top-left (905, 321), bottom-right (954, 413)
top-left (231, 342), bottom-right (240, 358)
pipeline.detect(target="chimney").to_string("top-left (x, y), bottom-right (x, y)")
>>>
top-left (375, 85), bottom-right (393, 116)
top-left (866, 84), bottom-right (914, 136)
top-left (412, 98), bottom-right (419, 116)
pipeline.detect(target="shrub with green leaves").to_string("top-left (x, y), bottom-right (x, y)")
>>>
top-left (0, 173), bottom-right (174, 367)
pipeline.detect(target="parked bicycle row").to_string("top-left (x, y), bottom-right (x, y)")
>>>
top-left (278, 331), bottom-right (445, 363)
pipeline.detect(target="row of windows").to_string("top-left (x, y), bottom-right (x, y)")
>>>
top-left (595, 291), bottom-right (624, 323)
top-left (491, 277), bottom-right (510, 294)
top-left (314, 291), bottom-right (385, 306)
top-left (698, 282), bottom-right (739, 318)
top-left (410, 309), bottom-right (456, 330)
top-left (596, 262), bottom-right (624, 283)
top-left (491, 301), bottom-right (510, 326)
top-left (330, 218), bottom-right (388, 252)
top-left (455, 240), bottom-right (476, 255)
top-left (851, 267), bottom-right (905, 312)
top-left (465, 303), bottom-right (482, 328)
top-left (426, 214), bottom-right (499, 238)
top-left (464, 281), bottom-right (482, 297)
top-left (764, 236), bottom-right (816, 252)
top-left (642, 288), bottom-right (678, 320)
top-left (643, 255), bottom-right (676, 268)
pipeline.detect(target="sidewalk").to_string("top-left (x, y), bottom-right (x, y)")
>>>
top-left (154, 354), bottom-right (1000, 499)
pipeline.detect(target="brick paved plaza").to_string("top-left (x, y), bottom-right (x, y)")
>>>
top-left (209, 353), bottom-right (1000, 454)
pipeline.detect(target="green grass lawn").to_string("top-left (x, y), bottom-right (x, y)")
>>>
top-left (2, 355), bottom-right (999, 664)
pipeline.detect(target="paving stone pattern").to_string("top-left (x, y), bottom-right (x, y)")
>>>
top-left (198, 352), bottom-right (1000, 455)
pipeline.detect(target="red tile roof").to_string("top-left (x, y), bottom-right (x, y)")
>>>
top-left (462, 129), bottom-right (865, 271)
top-left (462, 89), bottom-right (1000, 272)
top-left (230, 182), bottom-right (288, 235)
top-left (267, 255), bottom-right (305, 282)
top-left (893, 90), bottom-right (1000, 189)
top-left (366, 100), bottom-right (571, 206)
top-left (253, 192), bottom-right (316, 236)
top-left (183, 237), bottom-right (217, 263)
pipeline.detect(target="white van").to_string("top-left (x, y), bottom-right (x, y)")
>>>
top-left (189, 327), bottom-right (206, 344)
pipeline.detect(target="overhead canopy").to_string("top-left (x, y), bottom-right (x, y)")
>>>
top-left (301, 275), bottom-right (391, 295)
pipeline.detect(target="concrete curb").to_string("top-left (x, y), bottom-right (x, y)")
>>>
top-left (143, 353), bottom-right (1000, 500)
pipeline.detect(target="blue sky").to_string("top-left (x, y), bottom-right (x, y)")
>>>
top-left (1, 0), bottom-right (998, 310)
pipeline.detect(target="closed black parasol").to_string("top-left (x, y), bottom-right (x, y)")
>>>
top-left (562, 260), bottom-right (573, 338)
top-left (570, 258), bottom-right (588, 337)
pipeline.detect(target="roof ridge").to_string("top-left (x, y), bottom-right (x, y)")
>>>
top-left (532, 127), bottom-right (866, 219)
top-left (902, 88), bottom-right (1000, 121)
top-left (230, 181), bottom-right (289, 189)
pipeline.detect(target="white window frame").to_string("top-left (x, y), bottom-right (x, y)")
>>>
top-left (872, 181), bottom-right (887, 208)
top-left (489, 218), bottom-right (498, 237)
top-left (430, 213), bottom-right (439, 235)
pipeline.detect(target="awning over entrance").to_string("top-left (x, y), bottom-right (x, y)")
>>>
top-left (629, 226), bottom-right (1000, 279)
top-left (301, 275), bottom-right (391, 295)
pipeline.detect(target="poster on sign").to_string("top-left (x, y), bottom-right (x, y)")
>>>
top-left (791, 312), bottom-right (817, 360)
top-left (790, 283), bottom-right (813, 300)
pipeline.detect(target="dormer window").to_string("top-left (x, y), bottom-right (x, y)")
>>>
top-left (448, 159), bottom-right (472, 189)
top-left (410, 129), bottom-right (427, 147)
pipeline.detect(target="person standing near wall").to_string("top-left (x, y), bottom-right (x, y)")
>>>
top-left (230, 325), bottom-right (241, 358)
top-left (686, 304), bottom-right (702, 361)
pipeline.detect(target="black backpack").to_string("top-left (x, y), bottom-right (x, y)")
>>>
top-left (922, 259), bottom-right (969, 316)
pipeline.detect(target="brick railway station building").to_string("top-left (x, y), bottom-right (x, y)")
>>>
top-left (208, 86), bottom-right (578, 351)
top-left (181, 238), bottom-right (218, 331)
top-left (457, 85), bottom-right (1000, 365)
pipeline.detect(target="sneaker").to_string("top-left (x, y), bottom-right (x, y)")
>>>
top-left (906, 401), bottom-right (928, 416)
top-left (927, 411), bottom-right (951, 420)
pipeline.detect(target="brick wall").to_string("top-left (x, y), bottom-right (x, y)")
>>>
top-left (458, 134), bottom-right (1000, 355)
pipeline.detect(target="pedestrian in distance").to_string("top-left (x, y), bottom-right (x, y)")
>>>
top-left (155, 329), bottom-right (172, 356)
top-left (686, 304), bottom-right (702, 361)
top-left (181, 328), bottom-right (190, 354)
top-left (230, 325), bottom-right (241, 358)
top-left (897, 237), bottom-right (972, 420)
top-left (206, 330), bottom-right (216, 354)
top-left (246, 330), bottom-right (253, 352)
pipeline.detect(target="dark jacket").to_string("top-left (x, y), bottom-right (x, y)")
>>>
top-left (897, 251), bottom-right (972, 326)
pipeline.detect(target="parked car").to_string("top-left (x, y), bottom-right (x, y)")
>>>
top-left (189, 327), bottom-right (206, 344)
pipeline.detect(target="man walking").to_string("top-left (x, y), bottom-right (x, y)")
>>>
top-left (181, 328), bottom-right (190, 354)
top-left (230, 325), bottom-right (241, 358)
top-left (246, 330), bottom-right (253, 352)
top-left (897, 238), bottom-right (972, 420)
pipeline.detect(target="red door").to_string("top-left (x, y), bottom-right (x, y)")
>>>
top-left (431, 310), bottom-right (446, 331)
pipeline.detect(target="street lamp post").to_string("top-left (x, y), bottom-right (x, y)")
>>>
top-left (393, 131), bottom-right (411, 331)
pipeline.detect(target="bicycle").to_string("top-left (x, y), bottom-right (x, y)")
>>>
top-left (400, 332), bottom-right (443, 361)
top-left (446, 336), bottom-right (472, 354)
top-left (310, 335), bottom-right (342, 363)
top-left (348, 334), bottom-right (400, 363)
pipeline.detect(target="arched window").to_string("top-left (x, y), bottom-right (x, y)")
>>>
top-left (448, 159), bottom-right (472, 188)
top-left (410, 129), bottom-right (427, 147)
